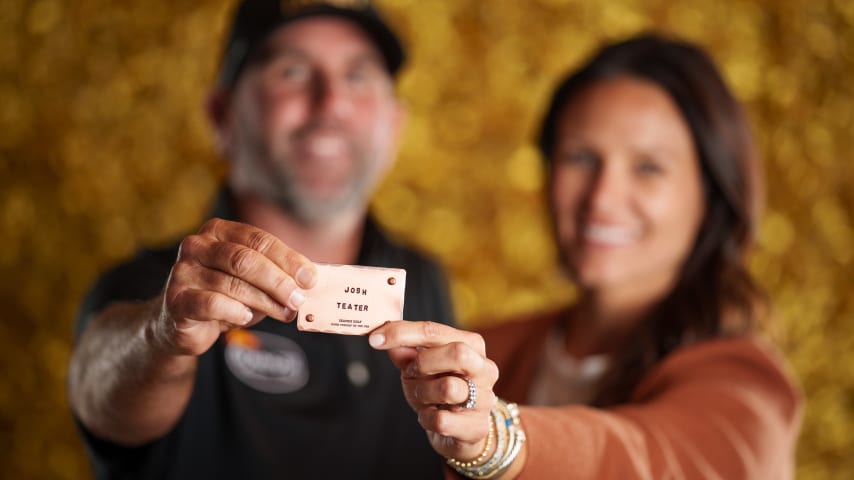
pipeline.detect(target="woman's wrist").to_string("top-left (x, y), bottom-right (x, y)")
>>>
top-left (447, 415), bottom-right (496, 469)
top-left (446, 399), bottom-right (526, 479)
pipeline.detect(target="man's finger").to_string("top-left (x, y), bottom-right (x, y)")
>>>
top-left (197, 218), bottom-right (318, 289)
top-left (184, 238), bottom-right (306, 312)
top-left (192, 266), bottom-right (292, 321)
top-left (169, 288), bottom-right (254, 328)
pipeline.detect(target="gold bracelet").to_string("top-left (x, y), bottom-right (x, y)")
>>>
top-left (446, 399), bottom-right (526, 479)
top-left (447, 415), bottom-right (495, 468)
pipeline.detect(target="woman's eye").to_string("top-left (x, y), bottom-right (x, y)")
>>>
top-left (636, 159), bottom-right (664, 175)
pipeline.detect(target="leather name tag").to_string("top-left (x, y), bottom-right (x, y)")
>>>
top-left (297, 264), bottom-right (406, 335)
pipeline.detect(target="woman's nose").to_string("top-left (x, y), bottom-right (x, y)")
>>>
top-left (585, 161), bottom-right (628, 215)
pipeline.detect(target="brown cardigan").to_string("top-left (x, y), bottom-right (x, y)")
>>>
top-left (458, 310), bottom-right (803, 479)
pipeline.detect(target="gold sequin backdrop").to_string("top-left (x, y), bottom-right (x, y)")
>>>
top-left (0, 0), bottom-right (851, 477)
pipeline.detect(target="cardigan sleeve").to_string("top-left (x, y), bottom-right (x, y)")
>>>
top-left (512, 337), bottom-right (803, 479)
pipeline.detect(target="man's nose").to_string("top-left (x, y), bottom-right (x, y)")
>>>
top-left (311, 75), bottom-right (353, 120)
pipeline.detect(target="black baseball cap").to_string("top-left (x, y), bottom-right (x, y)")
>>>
top-left (216, 0), bottom-right (406, 87)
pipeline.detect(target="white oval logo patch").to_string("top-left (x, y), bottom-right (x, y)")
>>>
top-left (224, 329), bottom-right (310, 394)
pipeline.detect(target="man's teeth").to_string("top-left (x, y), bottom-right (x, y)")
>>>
top-left (583, 224), bottom-right (637, 245)
top-left (306, 137), bottom-right (345, 156)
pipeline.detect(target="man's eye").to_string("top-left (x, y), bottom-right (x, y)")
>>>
top-left (559, 150), bottom-right (598, 167)
top-left (281, 65), bottom-right (309, 81)
top-left (347, 69), bottom-right (370, 84)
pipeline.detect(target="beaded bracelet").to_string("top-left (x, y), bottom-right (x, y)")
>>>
top-left (462, 409), bottom-right (508, 477)
top-left (446, 399), bottom-right (526, 479)
top-left (447, 414), bottom-right (495, 469)
top-left (479, 402), bottom-right (524, 480)
top-left (487, 401), bottom-right (526, 479)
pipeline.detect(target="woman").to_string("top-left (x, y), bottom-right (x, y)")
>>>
top-left (369, 34), bottom-right (803, 479)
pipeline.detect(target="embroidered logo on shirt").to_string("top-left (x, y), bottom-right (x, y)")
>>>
top-left (224, 329), bottom-right (310, 394)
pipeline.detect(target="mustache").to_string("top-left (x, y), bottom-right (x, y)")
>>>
top-left (291, 120), bottom-right (349, 140)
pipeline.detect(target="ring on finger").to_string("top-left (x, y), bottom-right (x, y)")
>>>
top-left (462, 377), bottom-right (477, 409)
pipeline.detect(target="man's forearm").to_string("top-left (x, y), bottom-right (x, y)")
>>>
top-left (68, 295), bottom-right (198, 446)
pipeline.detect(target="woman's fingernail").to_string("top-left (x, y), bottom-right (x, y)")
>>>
top-left (295, 266), bottom-right (316, 288)
top-left (288, 289), bottom-right (306, 309)
top-left (369, 333), bottom-right (385, 348)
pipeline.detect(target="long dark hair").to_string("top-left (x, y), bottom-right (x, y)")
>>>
top-left (538, 34), bottom-right (766, 406)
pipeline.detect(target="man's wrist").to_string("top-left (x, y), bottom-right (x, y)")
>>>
top-left (141, 297), bottom-right (198, 381)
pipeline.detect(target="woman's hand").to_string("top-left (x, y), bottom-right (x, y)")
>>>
top-left (369, 321), bottom-right (500, 462)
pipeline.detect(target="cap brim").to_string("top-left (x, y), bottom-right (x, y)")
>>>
top-left (288, 6), bottom-right (404, 75)
top-left (217, 3), bottom-right (405, 87)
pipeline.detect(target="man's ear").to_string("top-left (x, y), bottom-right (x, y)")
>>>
top-left (379, 99), bottom-right (407, 173)
top-left (205, 87), bottom-right (232, 156)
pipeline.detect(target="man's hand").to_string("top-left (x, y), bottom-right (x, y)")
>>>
top-left (70, 218), bottom-right (318, 445)
top-left (156, 218), bottom-right (318, 356)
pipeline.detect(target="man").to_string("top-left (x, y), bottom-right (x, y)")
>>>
top-left (68, 1), bottom-right (454, 479)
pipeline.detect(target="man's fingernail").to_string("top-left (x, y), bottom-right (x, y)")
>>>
top-left (283, 307), bottom-right (294, 321)
top-left (295, 267), bottom-right (316, 288)
top-left (369, 333), bottom-right (385, 348)
top-left (288, 289), bottom-right (306, 309)
top-left (244, 308), bottom-right (254, 325)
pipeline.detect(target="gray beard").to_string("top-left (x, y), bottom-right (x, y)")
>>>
top-left (268, 165), bottom-right (373, 225)
top-left (232, 139), bottom-right (375, 226)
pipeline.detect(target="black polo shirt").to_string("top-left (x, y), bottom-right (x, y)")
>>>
top-left (75, 191), bottom-right (454, 479)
